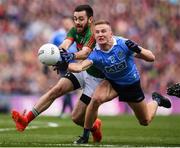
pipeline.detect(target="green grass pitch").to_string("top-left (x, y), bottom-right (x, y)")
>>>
top-left (0, 114), bottom-right (180, 147)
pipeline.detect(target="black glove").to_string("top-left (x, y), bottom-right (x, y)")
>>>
top-left (125, 40), bottom-right (141, 54)
top-left (53, 61), bottom-right (68, 74)
top-left (60, 48), bottom-right (75, 63)
top-left (167, 83), bottom-right (180, 98)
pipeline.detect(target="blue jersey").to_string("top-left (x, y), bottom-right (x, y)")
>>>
top-left (88, 36), bottom-right (140, 85)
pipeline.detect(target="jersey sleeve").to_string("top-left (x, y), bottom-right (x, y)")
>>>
top-left (87, 50), bottom-right (97, 64)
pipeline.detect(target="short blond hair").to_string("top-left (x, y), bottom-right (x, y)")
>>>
top-left (94, 20), bottom-right (111, 26)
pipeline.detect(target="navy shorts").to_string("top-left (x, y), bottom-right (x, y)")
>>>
top-left (108, 80), bottom-right (145, 102)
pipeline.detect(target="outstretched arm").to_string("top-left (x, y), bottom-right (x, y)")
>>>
top-left (59, 39), bottom-right (73, 50)
top-left (135, 47), bottom-right (155, 62)
top-left (125, 40), bottom-right (155, 62)
top-left (68, 59), bottom-right (93, 73)
top-left (60, 44), bottom-right (92, 62)
top-left (73, 46), bottom-right (92, 60)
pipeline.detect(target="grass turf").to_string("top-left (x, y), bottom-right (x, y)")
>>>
top-left (0, 114), bottom-right (180, 147)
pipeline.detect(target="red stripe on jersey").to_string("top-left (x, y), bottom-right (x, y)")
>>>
top-left (77, 44), bottom-right (83, 50)
top-left (86, 35), bottom-right (95, 48)
top-left (66, 37), bottom-right (74, 42)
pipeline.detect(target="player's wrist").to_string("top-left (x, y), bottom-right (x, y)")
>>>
top-left (134, 46), bottom-right (142, 54)
top-left (59, 47), bottom-right (66, 53)
top-left (72, 53), bottom-right (76, 60)
top-left (125, 40), bottom-right (141, 54)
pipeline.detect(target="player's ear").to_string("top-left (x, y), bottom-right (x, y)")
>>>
top-left (88, 16), bottom-right (93, 24)
top-left (110, 27), bottom-right (113, 36)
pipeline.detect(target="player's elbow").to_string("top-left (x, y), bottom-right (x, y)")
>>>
top-left (140, 48), bottom-right (155, 62)
top-left (82, 51), bottom-right (90, 59)
top-left (149, 54), bottom-right (155, 62)
top-left (80, 48), bottom-right (91, 60)
top-left (144, 53), bottom-right (155, 62)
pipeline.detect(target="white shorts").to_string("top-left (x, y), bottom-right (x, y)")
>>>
top-left (64, 71), bottom-right (103, 98)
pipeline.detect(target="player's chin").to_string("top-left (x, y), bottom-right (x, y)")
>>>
top-left (97, 40), bottom-right (106, 45)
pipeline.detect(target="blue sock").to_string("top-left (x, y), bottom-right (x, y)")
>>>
top-left (83, 128), bottom-right (90, 139)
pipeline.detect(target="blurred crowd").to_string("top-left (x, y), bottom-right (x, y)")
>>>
top-left (0, 0), bottom-right (179, 95)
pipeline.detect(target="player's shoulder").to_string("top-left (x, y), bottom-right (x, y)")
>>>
top-left (68, 27), bottom-right (77, 33)
top-left (67, 27), bottom-right (77, 38)
top-left (114, 36), bottom-right (127, 45)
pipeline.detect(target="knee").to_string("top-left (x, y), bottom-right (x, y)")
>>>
top-left (71, 115), bottom-right (78, 124)
top-left (139, 118), bottom-right (151, 126)
top-left (92, 95), bottom-right (104, 106)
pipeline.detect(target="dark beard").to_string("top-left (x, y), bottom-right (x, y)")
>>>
top-left (79, 23), bottom-right (88, 34)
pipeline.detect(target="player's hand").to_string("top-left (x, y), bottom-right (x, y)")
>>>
top-left (125, 40), bottom-right (141, 54)
top-left (59, 48), bottom-right (75, 63)
top-left (52, 61), bottom-right (68, 74)
top-left (61, 52), bottom-right (75, 63)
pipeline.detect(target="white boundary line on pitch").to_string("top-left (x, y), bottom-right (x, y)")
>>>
top-left (44, 143), bottom-right (125, 147)
top-left (0, 122), bottom-right (59, 132)
top-left (0, 142), bottom-right (126, 147)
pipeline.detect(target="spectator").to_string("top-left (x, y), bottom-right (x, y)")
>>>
top-left (0, 0), bottom-right (179, 95)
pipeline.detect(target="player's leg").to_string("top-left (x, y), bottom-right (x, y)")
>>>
top-left (72, 94), bottom-right (103, 143)
top-left (70, 71), bottom-right (91, 126)
top-left (12, 72), bottom-right (80, 132)
top-left (120, 80), bottom-right (153, 125)
top-left (128, 93), bottom-right (171, 126)
top-left (73, 72), bottom-right (104, 143)
top-left (87, 80), bottom-right (117, 142)
top-left (128, 100), bottom-right (156, 126)
top-left (82, 74), bottom-right (110, 143)
top-left (85, 80), bottom-right (117, 129)
top-left (74, 80), bottom-right (118, 144)
top-left (71, 94), bottom-right (90, 126)
top-left (126, 81), bottom-right (171, 126)
top-left (34, 78), bottom-right (75, 113)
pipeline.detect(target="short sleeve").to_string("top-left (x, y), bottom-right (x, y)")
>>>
top-left (87, 50), bottom-right (97, 63)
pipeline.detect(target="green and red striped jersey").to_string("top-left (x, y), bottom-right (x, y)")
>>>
top-left (66, 25), bottom-right (104, 78)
